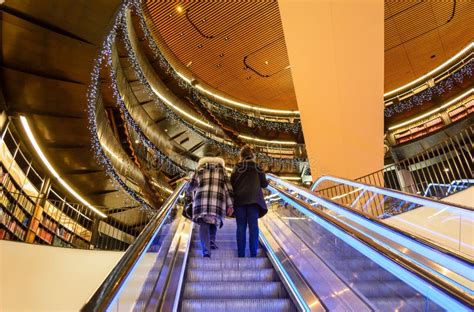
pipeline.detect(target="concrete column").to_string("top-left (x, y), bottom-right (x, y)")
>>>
top-left (278, 0), bottom-right (384, 186)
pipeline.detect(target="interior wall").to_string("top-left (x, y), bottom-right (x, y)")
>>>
top-left (0, 241), bottom-right (124, 311)
top-left (278, 0), bottom-right (384, 184)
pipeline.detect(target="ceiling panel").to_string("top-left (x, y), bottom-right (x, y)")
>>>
top-left (143, 0), bottom-right (297, 110)
top-left (384, 0), bottom-right (474, 92)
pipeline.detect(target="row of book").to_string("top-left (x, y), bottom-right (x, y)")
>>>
top-left (0, 207), bottom-right (26, 240)
top-left (2, 174), bottom-right (35, 215)
top-left (36, 227), bottom-right (53, 244)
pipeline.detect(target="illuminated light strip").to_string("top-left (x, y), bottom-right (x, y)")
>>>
top-left (273, 176), bottom-right (472, 279)
top-left (132, 5), bottom-right (299, 117)
top-left (151, 181), bottom-right (173, 194)
top-left (126, 18), bottom-right (299, 146)
top-left (272, 188), bottom-right (470, 311)
top-left (20, 116), bottom-right (107, 218)
top-left (150, 76), bottom-right (299, 145)
top-left (148, 85), bottom-right (213, 130)
top-left (237, 134), bottom-right (298, 146)
top-left (384, 42), bottom-right (474, 98)
top-left (388, 88), bottom-right (474, 131)
top-left (195, 85), bottom-right (299, 116)
top-left (259, 233), bottom-right (311, 312)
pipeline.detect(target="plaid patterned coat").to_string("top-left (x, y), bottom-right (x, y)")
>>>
top-left (185, 157), bottom-right (234, 226)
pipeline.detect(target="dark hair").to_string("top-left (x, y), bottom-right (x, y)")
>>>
top-left (203, 144), bottom-right (221, 157)
top-left (239, 145), bottom-right (254, 161)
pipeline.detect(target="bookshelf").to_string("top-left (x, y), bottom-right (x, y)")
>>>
top-left (0, 126), bottom-right (93, 249)
top-left (0, 120), bottom-right (147, 251)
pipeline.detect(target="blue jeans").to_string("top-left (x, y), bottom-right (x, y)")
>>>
top-left (235, 204), bottom-right (260, 257)
top-left (199, 222), bottom-right (217, 255)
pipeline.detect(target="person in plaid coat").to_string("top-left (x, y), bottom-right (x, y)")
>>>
top-left (185, 145), bottom-right (234, 257)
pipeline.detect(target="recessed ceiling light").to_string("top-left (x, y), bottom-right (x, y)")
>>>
top-left (197, 44), bottom-right (203, 48)
top-left (176, 6), bottom-right (183, 13)
top-left (224, 36), bottom-right (229, 41)
top-left (179, 32), bottom-right (184, 36)
top-left (219, 53), bottom-right (224, 57)
top-left (444, 168), bottom-right (450, 172)
top-left (202, 18), bottom-right (206, 22)
top-left (264, 60), bottom-right (269, 65)
top-left (216, 64), bottom-right (221, 68)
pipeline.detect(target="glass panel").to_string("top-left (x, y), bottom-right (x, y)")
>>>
top-left (108, 204), bottom-right (184, 311)
top-left (312, 179), bottom-right (473, 259)
top-left (265, 196), bottom-right (446, 311)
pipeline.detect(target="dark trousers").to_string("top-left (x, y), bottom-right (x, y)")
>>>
top-left (235, 204), bottom-right (260, 257)
top-left (199, 222), bottom-right (217, 255)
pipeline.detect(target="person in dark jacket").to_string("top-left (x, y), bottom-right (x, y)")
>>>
top-left (185, 144), bottom-right (234, 257)
top-left (231, 145), bottom-right (268, 257)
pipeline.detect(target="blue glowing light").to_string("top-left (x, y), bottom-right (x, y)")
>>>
top-left (272, 188), bottom-right (470, 312)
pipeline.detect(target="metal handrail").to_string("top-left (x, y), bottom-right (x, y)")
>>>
top-left (424, 179), bottom-right (474, 197)
top-left (311, 175), bottom-right (473, 212)
top-left (270, 179), bottom-right (473, 265)
top-left (81, 182), bottom-right (187, 312)
top-left (269, 183), bottom-right (472, 308)
top-left (273, 173), bottom-right (473, 263)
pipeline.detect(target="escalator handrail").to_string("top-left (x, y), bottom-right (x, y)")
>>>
top-left (310, 175), bottom-right (473, 211)
top-left (271, 174), bottom-right (473, 264)
top-left (271, 175), bottom-right (473, 265)
top-left (270, 184), bottom-right (472, 308)
top-left (81, 182), bottom-right (187, 312)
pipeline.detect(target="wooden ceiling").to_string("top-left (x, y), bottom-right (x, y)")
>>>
top-left (144, 1), bottom-right (473, 109)
top-left (385, 0), bottom-right (474, 92)
top-left (143, 1), bottom-right (297, 110)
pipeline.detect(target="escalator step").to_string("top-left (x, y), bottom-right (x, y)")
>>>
top-left (189, 248), bottom-right (265, 258)
top-left (181, 298), bottom-right (296, 312)
top-left (186, 268), bottom-right (278, 282)
top-left (182, 282), bottom-right (287, 299)
top-left (188, 257), bottom-right (272, 270)
top-left (191, 233), bottom-right (238, 240)
top-left (191, 241), bottom-right (237, 249)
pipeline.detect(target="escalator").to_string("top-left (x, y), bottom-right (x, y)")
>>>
top-left (82, 177), bottom-right (472, 312)
top-left (181, 222), bottom-right (296, 311)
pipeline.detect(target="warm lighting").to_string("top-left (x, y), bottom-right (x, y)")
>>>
top-left (135, 139), bottom-right (140, 143)
top-left (444, 168), bottom-right (450, 172)
top-left (264, 60), bottom-right (269, 65)
top-left (20, 116), bottom-right (107, 218)
top-left (237, 134), bottom-right (298, 146)
top-left (149, 83), bottom-right (213, 129)
top-left (385, 42), bottom-right (474, 98)
top-left (149, 79), bottom-right (299, 145)
top-left (176, 6), bottom-right (183, 13)
top-left (388, 88), bottom-right (473, 131)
